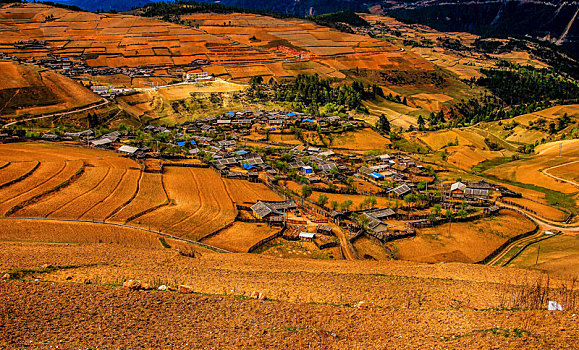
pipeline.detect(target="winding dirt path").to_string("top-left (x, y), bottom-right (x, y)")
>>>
top-left (542, 160), bottom-right (579, 188)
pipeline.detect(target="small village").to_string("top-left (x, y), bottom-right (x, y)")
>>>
top-left (2, 108), bottom-right (526, 259)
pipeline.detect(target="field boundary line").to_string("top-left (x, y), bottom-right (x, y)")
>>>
top-left (6, 161), bottom-right (86, 216)
top-left (0, 216), bottom-right (231, 253)
top-left (0, 161), bottom-right (39, 190)
top-left (80, 168), bottom-right (127, 220)
top-left (0, 161), bottom-right (10, 170)
top-left (502, 231), bottom-right (564, 267)
top-left (46, 166), bottom-right (111, 219)
top-left (106, 168), bottom-right (143, 222)
top-left (125, 168), bottom-right (171, 223)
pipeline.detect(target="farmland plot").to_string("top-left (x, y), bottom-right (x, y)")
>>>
top-left (135, 167), bottom-right (236, 240)
top-left (223, 178), bottom-right (281, 205)
top-left (202, 222), bottom-right (279, 252)
top-left (0, 218), bottom-right (162, 249)
top-left (0, 161), bottom-right (38, 187)
top-left (109, 172), bottom-right (167, 223)
top-left (15, 165), bottom-right (109, 218)
top-left (0, 160), bottom-right (67, 215)
top-left (80, 168), bottom-right (141, 221)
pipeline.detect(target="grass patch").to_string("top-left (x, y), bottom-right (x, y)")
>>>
top-left (159, 237), bottom-right (171, 248)
top-left (443, 327), bottom-right (532, 342)
top-left (3, 265), bottom-right (78, 280)
top-left (481, 173), bottom-right (577, 215)
top-left (472, 156), bottom-right (519, 173)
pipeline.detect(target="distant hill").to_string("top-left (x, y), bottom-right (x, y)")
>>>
top-left (46, 0), bottom-right (578, 58)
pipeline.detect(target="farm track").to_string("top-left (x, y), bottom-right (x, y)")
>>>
top-left (486, 229), bottom-right (545, 266)
top-left (501, 232), bottom-right (564, 267)
top-left (2, 99), bottom-right (109, 128)
top-left (542, 160), bottom-right (579, 188)
top-left (43, 166), bottom-right (110, 219)
top-left (0, 161), bottom-right (66, 215)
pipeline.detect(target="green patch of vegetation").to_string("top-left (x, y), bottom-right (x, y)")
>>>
top-left (391, 137), bottom-right (429, 154)
top-left (443, 327), bottom-right (531, 342)
top-left (159, 237), bottom-right (171, 248)
top-left (3, 265), bottom-right (79, 280)
top-left (481, 173), bottom-right (577, 215)
top-left (311, 10), bottom-right (369, 33)
top-left (472, 156), bottom-right (520, 173)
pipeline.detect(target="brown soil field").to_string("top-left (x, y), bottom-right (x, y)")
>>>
top-left (0, 229), bottom-right (572, 310)
top-left (0, 143), bottom-right (240, 242)
top-left (0, 60), bottom-right (100, 118)
top-left (109, 172), bottom-right (167, 223)
top-left (331, 128), bottom-right (390, 151)
top-left (0, 218), bottom-right (162, 248)
top-left (80, 168), bottom-right (141, 221)
top-left (414, 129), bottom-right (488, 151)
top-left (549, 162), bottom-right (579, 183)
top-left (506, 197), bottom-right (569, 221)
top-left (485, 147), bottom-right (579, 194)
top-left (389, 210), bottom-right (536, 263)
top-left (202, 222), bottom-right (279, 252)
top-left (1, 216), bottom-right (577, 348)
top-left (1, 280), bottom-right (576, 349)
top-left (15, 164), bottom-right (111, 218)
top-left (353, 236), bottom-right (392, 260)
top-left (508, 232), bottom-right (579, 278)
top-left (223, 178), bottom-right (281, 205)
top-left (0, 160), bottom-right (38, 186)
top-left (445, 145), bottom-right (504, 170)
top-left (0, 159), bottom-right (82, 215)
top-left (135, 166), bottom-right (237, 240)
top-left (157, 80), bottom-right (246, 100)
top-left (0, 4), bottom-right (434, 88)
top-left (268, 133), bottom-right (302, 145)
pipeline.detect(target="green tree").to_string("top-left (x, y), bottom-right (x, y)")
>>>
top-left (339, 199), bottom-right (353, 212)
top-left (377, 114), bottom-right (391, 133)
top-left (301, 185), bottom-right (313, 199)
top-left (417, 115), bottom-right (425, 130)
top-left (318, 194), bottom-right (329, 207)
top-left (431, 204), bottom-right (442, 216)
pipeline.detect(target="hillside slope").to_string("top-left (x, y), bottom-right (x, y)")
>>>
top-left (1, 227), bottom-right (577, 348)
top-left (0, 60), bottom-right (100, 118)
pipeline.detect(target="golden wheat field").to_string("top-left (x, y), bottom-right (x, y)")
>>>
top-left (0, 143), bottom-right (237, 243)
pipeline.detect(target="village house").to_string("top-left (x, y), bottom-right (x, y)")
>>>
top-left (250, 200), bottom-right (297, 220)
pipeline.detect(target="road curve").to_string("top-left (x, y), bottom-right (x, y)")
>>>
top-left (542, 160), bottom-right (579, 188)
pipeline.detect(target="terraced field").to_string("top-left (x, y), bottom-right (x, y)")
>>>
top-left (223, 178), bottom-right (281, 205)
top-left (0, 143), bottom-right (236, 243)
top-left (135, 166), bottom-right (237, 240)
top-left (0, 3), bottom-right (434, 85)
